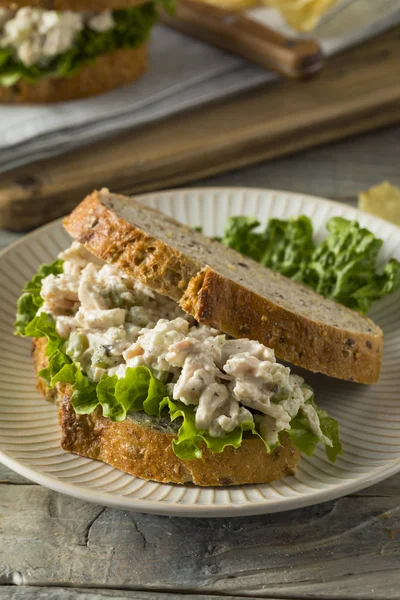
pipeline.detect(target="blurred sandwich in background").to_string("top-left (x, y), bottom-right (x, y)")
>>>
top-left (0, 0), bottom-right (170, 103)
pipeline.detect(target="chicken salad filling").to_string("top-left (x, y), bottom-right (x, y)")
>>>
top-left (15, 243), bottom-right (342, 462)
top-left (0, 2), bottom-right (159, 86)
top-left (0, 7), bottom-right (114, 67)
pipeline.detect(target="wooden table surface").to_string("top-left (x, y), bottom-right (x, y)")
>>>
top-left (1, 124), bottom-right (400, 600)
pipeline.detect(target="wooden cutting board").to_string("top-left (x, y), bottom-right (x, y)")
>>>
top-left (1, 25), bottom-right (399, 231)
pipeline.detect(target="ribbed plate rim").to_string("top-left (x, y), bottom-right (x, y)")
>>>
top-left (0, 186), bottom-right (399, 518)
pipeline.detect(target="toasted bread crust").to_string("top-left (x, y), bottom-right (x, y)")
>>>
top-left (63, 190), bottom-right (383, 383)
top-left (0, 0), bottom-right (147, 11)
top-left (63, 191), bottom-right (202, 301)
top-left (180, 268), bottom-right (382, 384)
top-left (32, 337), bottom-right (58, 402)
top-left (32, 337), bottom-right (300, 486)
top-left (59, 398), bottom-right (299, 486)
top-left (0, 45), bottom-right (147, 104)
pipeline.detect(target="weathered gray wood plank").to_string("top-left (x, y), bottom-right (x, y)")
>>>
top-left (0, 464), bottom-right (32, 485)
top-left (0, 123), bottom-right (398, 249)
top-left (351, 473), bottom-right (400, 498)
top-left (0, 588), bottom-right (272, 600)
top-left (195, 124), bottom-right (400, 201)
top-left (0, 482), bottom-right (399, 598)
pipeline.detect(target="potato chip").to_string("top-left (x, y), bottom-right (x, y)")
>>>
top-left (193, 0), bottom-right (339, 30)
top-left (359, 181), bottom-right (400, 227)
top-left (195, 0), bottom-right (262, 10)
top-left (263, 0), bottom-right (339, 31)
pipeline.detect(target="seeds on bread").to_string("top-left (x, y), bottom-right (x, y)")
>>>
top-left (33, 338), bottom-right (300, 486)
top-left (63, 189), bottom-right (383, 383)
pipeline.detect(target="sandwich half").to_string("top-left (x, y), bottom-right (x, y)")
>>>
top-left (18, 189), bottom-right (387, 486)
top-left (0, 0), bottom-right (168, 102)
top-left (33, 337), bottom-right (301, 486)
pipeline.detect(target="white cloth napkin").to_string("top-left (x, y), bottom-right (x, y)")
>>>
top-left (0, 0), bottom-right (399, 173)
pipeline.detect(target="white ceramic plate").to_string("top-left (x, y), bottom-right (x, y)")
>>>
top-left (0, 188), bottom-right (399, 517)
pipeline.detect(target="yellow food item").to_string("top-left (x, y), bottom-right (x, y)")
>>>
top-left (263, 0), bottom-right (339, 31)
top-left (194, 0), bottom-right (339, 30)
top-left (359, 182), bottom-right (400, 227)
top-left (196, 0), bottom-right (261, 9)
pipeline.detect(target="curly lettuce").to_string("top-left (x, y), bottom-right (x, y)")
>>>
top-left (0, 2), bottom-right (166, 87)
top-left (222, 215), bottom-right (400, 314)
top-left (160, 397), bottom-right (276, 460)
top-left (219, 216), bottom-right (264, 261)
top-left (14, 259), bottom-right (63, 335)
top-left (288, 397), bottom-right (342, 463)
top-left (301, 217), bottom-right (400, 314)
top-left (15, 262), bottom-right (341, 463)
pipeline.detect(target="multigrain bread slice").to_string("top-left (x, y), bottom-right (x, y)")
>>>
top-left (32, 338), bottom-right (300, 486)
top-left (59, 400), bottom-right (299, 486)
top-left (32, 338), bottom-right (59, 402)
top-left (64, 189), bottom-right (383, 384)
top-left (0, 46), bottom-right (148, 104)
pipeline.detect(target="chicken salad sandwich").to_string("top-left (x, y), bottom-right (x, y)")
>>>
top-left (0, 0), bottom-right (171, 102)
top-left (16, 189), bottom-right (388, 486)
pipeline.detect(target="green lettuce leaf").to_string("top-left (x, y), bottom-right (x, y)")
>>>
top-left (222, 214), bottom-right (400, 314)
top-left (222, 216), bottom-right (265, 261)
top-left (14, 258), bottom-right (72, 388)
top-left (15, 294), bottom-right (43, 337)
top-left (301, 217), bottom-right (385, 313)
top-left (316, 403), bottom-right (342, 463)
top-left (116, 366), bottom-right (163, 416)
top-left (51, 363), bottom-right (77, 386)
top-left (96, 374), bottom-right (119, 418)
top-left (40, 347), bottom-right (70, 386)
top-left (347, 258), bottom-right (400, 315)
top-left (287, 413), bottom-right (320, 457)
top-left (221, 215), bottom-right (315, 272)
top-left (16, 258), bottom-right (341, 464)
top-left (0, 2), bottom-right (162, 87)
top-left (260, 216), bottom-right (315, 279)
top-left (70, 366), bottom-right (99, 414)
top-left (23, 312), bottom-right (72, 387)
top-left (23, 259), bottom-right (64, 294)
top-left (160, 397), bottom-right (269, 460)
top-left (95, 366), bottom-right (169, 421)
top-left (288, 397), bottom-right (342, 462)
top-left (15, 259), bottom-right (63, 335)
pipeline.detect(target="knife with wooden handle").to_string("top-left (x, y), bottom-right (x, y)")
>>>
top-left (160, 0), bottom-right (324, 79)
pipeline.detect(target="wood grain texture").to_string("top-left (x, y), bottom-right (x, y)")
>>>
top-left (0, 464), bottom-right (31, 484)
top-left (0, 476), bottom-right (399, 597)
top-left (0, 25), bottom-right (399, 231)
top-left (0, 588), bottom-right (271, 600)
